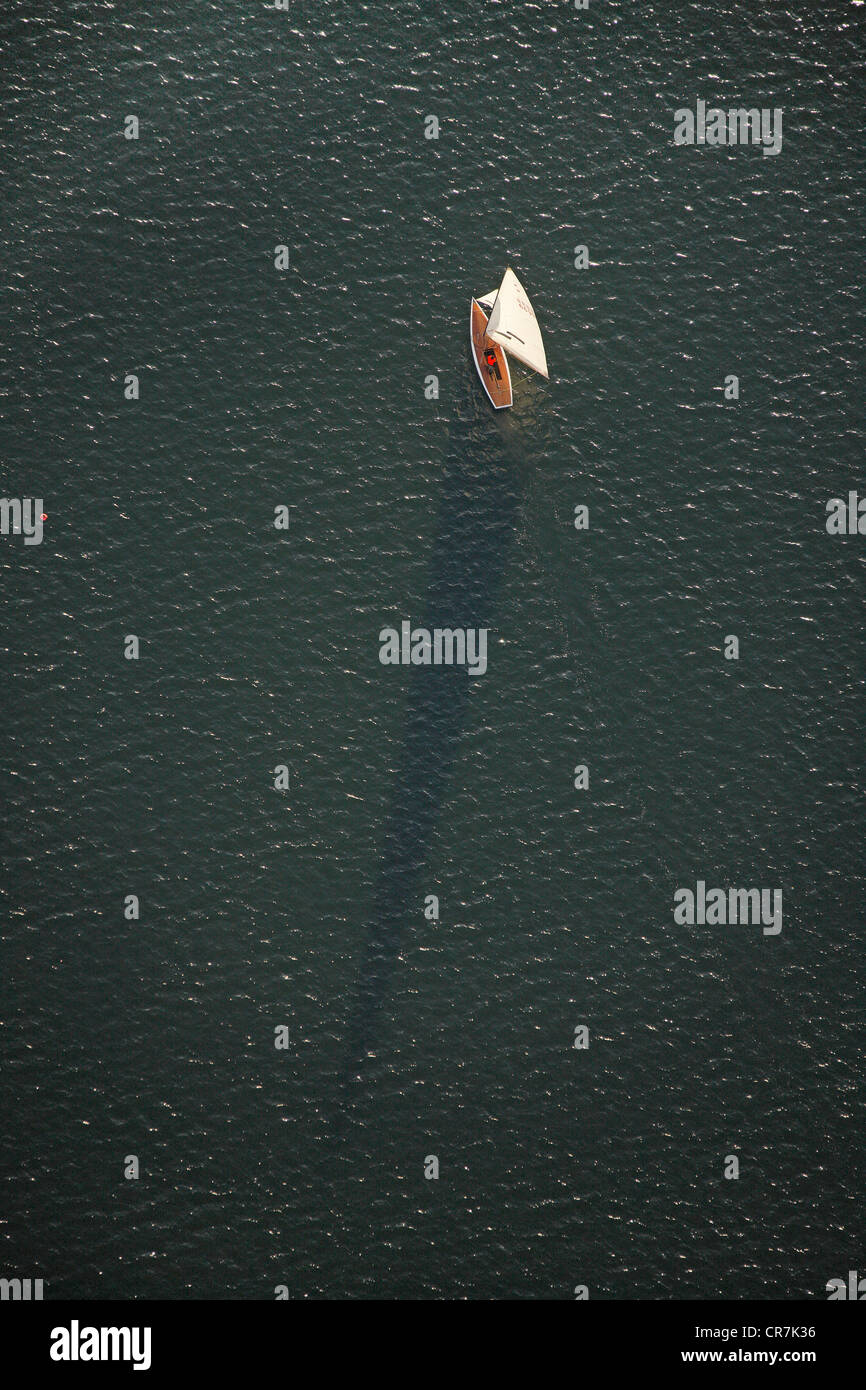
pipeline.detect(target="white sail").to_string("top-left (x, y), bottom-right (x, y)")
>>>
top-left (476, 289), bottom-right (499, 312)
top-left (486, 267), bottom-right (548, 378)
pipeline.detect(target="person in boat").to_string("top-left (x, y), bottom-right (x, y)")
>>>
top-left (484, 346), bottom-right (501, 380)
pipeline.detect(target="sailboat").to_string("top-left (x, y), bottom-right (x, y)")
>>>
top-left (470, 267), bottom-right (549, 410)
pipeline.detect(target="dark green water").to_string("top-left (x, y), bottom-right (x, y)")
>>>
top-left (1, 1), bottom-right (864, 1298)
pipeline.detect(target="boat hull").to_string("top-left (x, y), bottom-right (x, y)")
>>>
top-left (470, 298), bottom-right (512, 409)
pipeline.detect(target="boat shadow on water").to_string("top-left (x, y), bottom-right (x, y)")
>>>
top-left (338, 374), bottom-right (545, 1106)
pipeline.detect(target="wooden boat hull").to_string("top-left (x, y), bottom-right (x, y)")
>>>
top-left (470, 298), bottom-right (512, 409)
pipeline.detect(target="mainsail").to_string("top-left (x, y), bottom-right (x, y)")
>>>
top-left (486, 267), bottom-right (549, 378)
